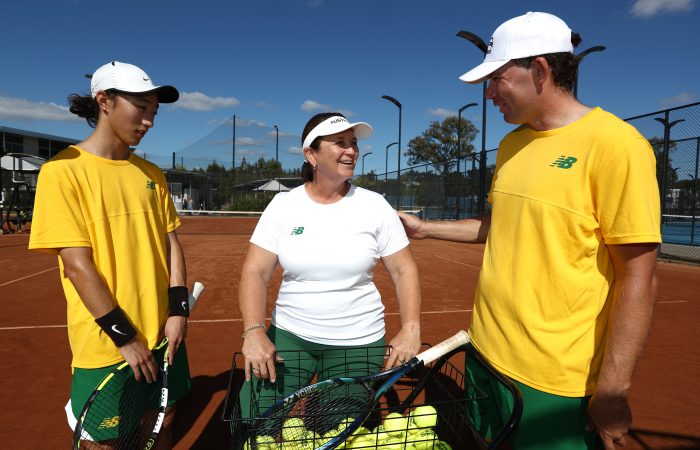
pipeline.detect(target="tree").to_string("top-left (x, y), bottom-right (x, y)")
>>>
top-left (405, 116), bottom-right (478, 175)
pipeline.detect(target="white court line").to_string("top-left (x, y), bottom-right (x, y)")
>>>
top-left (0, 266), bottom-right (58, 287)
top-left (0, 310), bottom-right (473, 330)
top-left (432, 254), bottom-right (482, 270)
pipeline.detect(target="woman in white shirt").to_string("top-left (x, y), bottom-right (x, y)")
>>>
top-left (238, 112), bottom-right (422, 417)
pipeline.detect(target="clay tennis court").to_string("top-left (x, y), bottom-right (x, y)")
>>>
top-left (1, 215), bottom-right (698, 449)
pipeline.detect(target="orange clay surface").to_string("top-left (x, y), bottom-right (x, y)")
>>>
top-left (0, 215), bottom-right (698, 449)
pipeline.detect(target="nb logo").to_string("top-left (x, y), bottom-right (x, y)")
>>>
top-left (550, 156), bottom-right (578, 169)
top-left (98, 416), bottom-right (121, 429)
top-left (290, 227), bottom-right (305, 236)
top-left (146, 180), bottom-right (156, 190)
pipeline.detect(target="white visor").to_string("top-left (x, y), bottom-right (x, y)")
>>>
top-left (302, 116), bottom-right (373, 149)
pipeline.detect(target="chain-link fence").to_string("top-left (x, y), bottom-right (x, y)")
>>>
top-left (361, 102), bottom-right (700, 263)
top-left (626, 102), bottom-right (700, 262)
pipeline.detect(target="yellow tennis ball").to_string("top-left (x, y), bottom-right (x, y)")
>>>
top-left (255, 435), bottom-right (276, 450)
top-left (323, 429), bottom-right (348, 449)
top-left (373, 424), bottom-right (389, 442)
top-left (296, 430), bottom-right (321, 449)
top-left (282, 418), bottom-right (306, 441)
top-left (349, 437), bottom-right (375, 449)
top-left (351, 426), bottom-right (371, 441)
top-left (433, 441), bottom-right (452, 450)
top-left (410, 405), bottom-right (438, 428)
top-left (383, 412), bottom-right (409, 435)
top-left (411, 429), bottom-right (437, 450)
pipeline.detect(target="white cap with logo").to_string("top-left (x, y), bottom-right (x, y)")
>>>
top-left (303, 116), bottom-right (373, 149)
top-left (90, 61), bottom-right (179, 103)
top-left (459, 12), bottom-right (573, 84)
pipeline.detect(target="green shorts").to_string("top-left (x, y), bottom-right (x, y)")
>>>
top-left (239, 325), bottom-right (386, 422)
top-left (465, 344), bottom-right (598, 450)
top-left (69, 342), bottom-right (191, 440)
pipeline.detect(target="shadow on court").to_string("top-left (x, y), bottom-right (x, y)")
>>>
top-left (174, 370), bottom-right (235, 449)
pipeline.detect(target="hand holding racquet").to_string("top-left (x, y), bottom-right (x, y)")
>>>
top-left (73, 281), bottom-right (205, 449)
top-left (257, 329), bottom-right (470, 449)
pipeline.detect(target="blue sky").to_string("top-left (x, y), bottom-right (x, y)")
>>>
top-left (1, 0), bottom-right (698, 175)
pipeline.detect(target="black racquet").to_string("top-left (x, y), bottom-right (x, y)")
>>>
top-left (73, 282), bottom-right (205, 449)
top-left (256, 330), bottom-right (470, 449)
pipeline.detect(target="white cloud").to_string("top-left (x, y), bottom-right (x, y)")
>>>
top-left (288, 146), bottom-right (303, 155)
top-left (301, 100), bottom-right (329, 112)
top-left (173, 92), bottom-right (240, 111)
top-left (630, 0), bottom-right (695, 17)
top-left (0, 96), bottom-right (80, 122)
top-left (428, 108), bottom-right (455, 118)
top-left (659, 92), bottom-right (696, 107)
top-left (236, 137), bottom-right (265, 147)
top-left (301, 100), bottom-right (354, 118)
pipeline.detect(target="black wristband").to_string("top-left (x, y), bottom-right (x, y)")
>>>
top-left (168, 286), bottom-right (190, 317)
top-left (95, 307), bottom-right (137, 347)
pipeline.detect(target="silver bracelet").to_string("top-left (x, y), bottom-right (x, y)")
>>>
top-left (241, 322), bottom-right (266, 339)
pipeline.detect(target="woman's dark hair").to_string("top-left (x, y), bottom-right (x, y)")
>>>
top-left (68, 90), bottom-right (117, 128)
top-left (300, 112), bottom-right (347, 182)
top-left (511, 32), bottom-right (582, 93)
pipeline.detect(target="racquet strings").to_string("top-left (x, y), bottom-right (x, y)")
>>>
top-left (76, 365), bottom-right (165, 449)
top-left (257, 380), bottom-right (375, 441)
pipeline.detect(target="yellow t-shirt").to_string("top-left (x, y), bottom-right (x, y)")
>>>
top-left (28, 146), bottom-right (181, 368)
top-left (470, 107), bottom-right (661, 396)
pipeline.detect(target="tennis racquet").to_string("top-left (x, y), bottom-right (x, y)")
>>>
top-left (73, 281), bottom-right (205, 449)
top-left (257, 329), bottom-right (470, 449)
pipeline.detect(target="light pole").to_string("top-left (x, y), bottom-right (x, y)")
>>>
top-left (385, 142), bottom-right (398, 181)
top-left (457, 103), bottom-right (478, 218)
top-left (457, 31), bottom-right (489, 214)
top-left (574, 46), bottom-right (606, 98)
top-left (361, 152), bottom-right (373, 181)
top-left (382, 95), bottom-right (402, 209)
top-left (654, 115), bottom-right (684, 218)
top-left (273, 125), bottom-right (279, 163)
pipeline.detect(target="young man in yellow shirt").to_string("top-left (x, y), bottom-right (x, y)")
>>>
top-left (29, 61), bottom-right (191, 448)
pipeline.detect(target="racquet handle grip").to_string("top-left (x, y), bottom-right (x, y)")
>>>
top-left (188, 282), bottom-right (205, 310)
top-left (415, 330), bottom-right (470, 365)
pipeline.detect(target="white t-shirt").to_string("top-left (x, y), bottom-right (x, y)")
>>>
top-left (250, 184), bottom-right (409, 345)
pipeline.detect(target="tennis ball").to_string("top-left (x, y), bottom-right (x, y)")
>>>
top-left (410, 405), bottom-right (438, 428)
top-left (322, 429), bottom-right (348, 449)
top-left (433, 441), bottom-right (452, 450)
top-left (406, 418), bottom-right (422, 435)
top-left (373, 424), bottom-right (389, 442)
top-left (351, 426), bottom-right (371, 441)
top-left (297, 430), bottom-right (321, 450)
top-left (282, 418), bottom-right (306, 442)
top-left (256, 435), bottom-right (276, 450)
top-left (349, 436), bottom-right (374, 449)
top-left (380, 436), bottom-right (416, 450)
top-left (383, 412), bottom-right (409, 436)
top-left (410, 429), bottom-right (437, 450)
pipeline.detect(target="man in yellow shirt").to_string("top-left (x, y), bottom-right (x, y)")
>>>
top-left (29, 61), bottom-right (191, 448)
top-left (400, 12), bottom-right (660, 450)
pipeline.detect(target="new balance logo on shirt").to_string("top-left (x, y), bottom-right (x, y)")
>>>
top-left (550, 156), bottom-right (578, 169)
top-left (290, 227), bottom-right (305, 235)
top-left (146, 180), bottom-right (156, 190)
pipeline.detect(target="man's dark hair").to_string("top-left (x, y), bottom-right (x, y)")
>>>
top-left (511, 32), bottom-right (583, 92)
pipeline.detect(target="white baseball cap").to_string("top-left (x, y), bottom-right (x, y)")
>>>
top-left (90, 61), bottom-right (179, 103)
top-left (459, 12), bottom-right (573, 84)
top-left (302, 116), bottom-right (373, 149)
